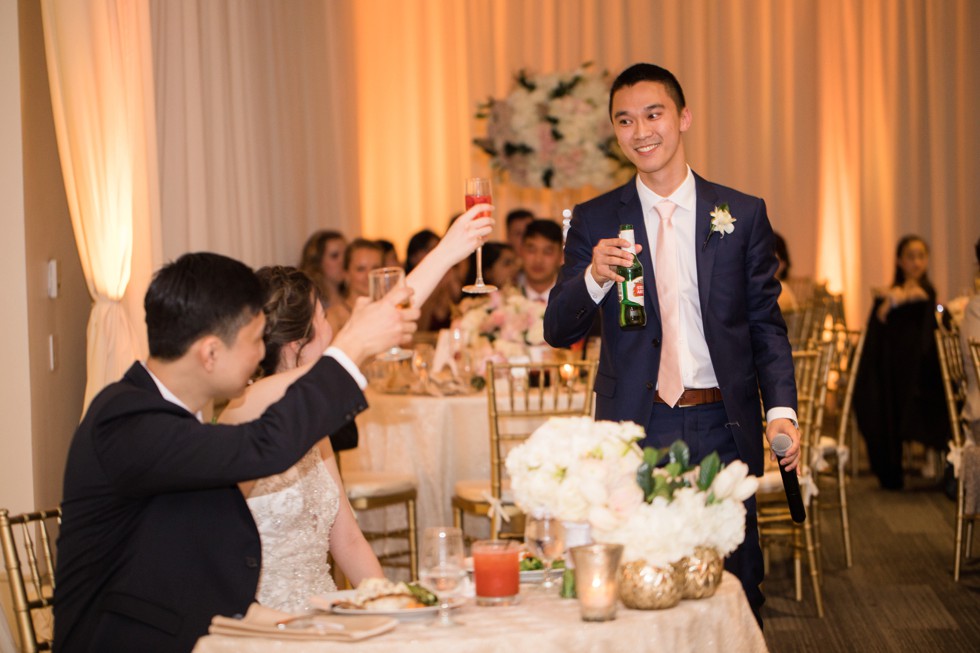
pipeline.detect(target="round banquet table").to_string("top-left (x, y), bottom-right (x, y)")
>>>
top-left (340, 388), bottom-right (491, 536)
top-left (192, 573), bottom-right (767, 653)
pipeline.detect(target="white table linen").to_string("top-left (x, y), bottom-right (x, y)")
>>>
top-left (193, 572), bottom-right (767, 653)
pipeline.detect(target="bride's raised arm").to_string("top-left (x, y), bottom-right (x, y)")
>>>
top-left (405, 203), bottom-right (494, 306)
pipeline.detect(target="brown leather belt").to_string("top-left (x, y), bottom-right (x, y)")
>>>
top-left (654, 387), bottom-right (723, 407)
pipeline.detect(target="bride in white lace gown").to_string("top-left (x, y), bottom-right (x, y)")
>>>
top-left (219, 204), bottom-right (496, 613)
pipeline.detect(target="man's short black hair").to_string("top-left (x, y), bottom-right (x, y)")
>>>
top-left (506, 208), bottom-right (535, 228)
top-left (145, 252), bottom-right (264, 360)
top-left (521, 219), bottom-right (563, 246)
top-left (609, 63), bottom-right (686, 118)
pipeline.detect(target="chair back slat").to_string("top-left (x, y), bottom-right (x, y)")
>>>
top-left (1, 507), bottom-right (61, 653)
top-left (832, 328), bottom-right (867, 446)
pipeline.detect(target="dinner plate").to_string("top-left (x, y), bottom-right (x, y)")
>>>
top-left (311, 591), bottom-right (464, 622)
top-left (330, 598), bottom-right (464, 621)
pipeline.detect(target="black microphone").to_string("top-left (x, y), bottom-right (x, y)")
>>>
top-left (771, 433), bottom-right (806, 523)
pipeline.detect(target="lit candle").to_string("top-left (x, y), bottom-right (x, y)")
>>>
top-left (570, 543), bottom-right (623, 622)
top-left (560, 363), bottom-right (575, 383)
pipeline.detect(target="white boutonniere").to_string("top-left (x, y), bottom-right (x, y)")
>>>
top-left (702, 203), bottom-right (736, 250)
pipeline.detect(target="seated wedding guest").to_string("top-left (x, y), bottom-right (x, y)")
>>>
top-left (773, 232), bottom-right (799, 313)
top-left (854, 234), bottom-right (951, 489)
top-left (53, 252), bottom-right (417, 653)
top-left (221, 267), bottom-right (384, 612)
top-left (299, 229), bottom-right (347, 308)
top-left (506, 208), bottom-right (535, 252)
top-left (376, 238), bottom-right (400, 268)
top-left (462, 241), bottom-right (519, 291)
top-left (326, 238), bottom-right (384, 335)
top-left (404, 229), bottom-right (440, 274)
top-left (518, 219), bottom-right (564, 304)
top-left (960, 237), bottom-right (980, 442)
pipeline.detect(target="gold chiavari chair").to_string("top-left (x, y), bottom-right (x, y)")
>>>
top-left (451, 359), bottom-right (598, 541)
top-left (935, 329), bottom-right (973, 580)
top-left (812, 327), bottom-right (865, 568)
top-left (342, 471), bottom-right (419, 581)
top-left (757, 349), bottom-right (825, 617)
top-left (1, 507), bottom-right (60, 653)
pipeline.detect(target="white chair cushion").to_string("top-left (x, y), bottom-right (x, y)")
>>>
top-left (343, 470), bottom-right (417, 499)
top-left (756, 469), bottom-right (784, 494)
top-left (453, 478), bottom-right (513, 504)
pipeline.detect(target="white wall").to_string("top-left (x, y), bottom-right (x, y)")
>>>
top-left (0, 0), bottom-right (34, 519)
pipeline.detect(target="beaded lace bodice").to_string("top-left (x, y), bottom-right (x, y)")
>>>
top-left (247, 447), bottom-right (339, 613)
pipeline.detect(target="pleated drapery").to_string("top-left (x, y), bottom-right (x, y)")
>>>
top-left (41, 0), bottom-right (157, 409)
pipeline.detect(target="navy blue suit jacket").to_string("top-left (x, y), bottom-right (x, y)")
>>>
top-left (54, 358), bottom-right (367, 653)
top-left (544, 173), bottom-right (796, 474)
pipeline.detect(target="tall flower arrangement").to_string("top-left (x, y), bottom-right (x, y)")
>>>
top-left (455, 288), bottom-right (546, 361)
top-left (474, 64), bottom-right (632, 190)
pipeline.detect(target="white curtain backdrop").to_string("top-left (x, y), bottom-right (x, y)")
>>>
top-left (150, 0), bottom-right (361, 270)
top-left (41, 0), bottom-right (156, 409)
top-left (143, 0), bottom-right (978, 324)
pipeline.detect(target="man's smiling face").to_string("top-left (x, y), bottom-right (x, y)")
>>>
top-left (611, 80), bottom-right (691, 192)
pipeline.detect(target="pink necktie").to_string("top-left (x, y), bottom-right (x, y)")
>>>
top-left (654, 200), bottom-right (684, 407)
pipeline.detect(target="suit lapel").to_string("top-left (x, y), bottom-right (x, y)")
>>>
top-left (617, 180), bottom-right (662, 325)
top-left (694, 174), bottom-right (719, 311)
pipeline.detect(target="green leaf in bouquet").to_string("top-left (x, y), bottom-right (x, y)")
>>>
top-left (642, 446), bottom-right (667, 467)
top-left (668, 440), bottom-right (691, 468)
top-left (651, 475), bottom-right (671, 500)
top-left (665, 461), bottom-right (684, 478)
top-left (697, 452), bottom-right (722, 491)
top-left (636, 461), bottom-right (654, 499)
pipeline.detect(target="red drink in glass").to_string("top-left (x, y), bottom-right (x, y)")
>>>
top-left (465, 194), bottom-right (492, 218)
top-left (472, 540), bottom-right (520, 605)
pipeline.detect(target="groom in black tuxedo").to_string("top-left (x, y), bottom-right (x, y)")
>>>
top-left (53, 252), bottom-right (417, 653)
top-left (544, 63), bottom-right (801, 621)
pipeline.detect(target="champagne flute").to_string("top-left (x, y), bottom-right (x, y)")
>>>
top-left (461, 177), bottom-right (497, 294)
top-left (368, 266), bottom-right (413, 361)
top-left (419, 526), bottom-right (467, 627)
top-left (524, 515), bottom-right (565, 590)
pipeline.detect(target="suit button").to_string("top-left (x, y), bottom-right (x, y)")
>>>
top-left (245, 556), bottom-right (258, 569)
top-left (645, 382), bottom-right (653, 390)
top-left (651, 338), bottom-right (661, 347)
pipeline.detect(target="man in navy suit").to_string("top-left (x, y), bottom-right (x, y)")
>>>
top-left (54, 253), bottom-right (417, 652)
top-left (544, 63), bottom-right (801, 620)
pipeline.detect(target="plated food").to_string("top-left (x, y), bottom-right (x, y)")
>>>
top-left (330, 578), bottom-right (438, 612)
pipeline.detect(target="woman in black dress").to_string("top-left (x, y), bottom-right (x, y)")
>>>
top-left (854, 235), bottom-right (951, 489)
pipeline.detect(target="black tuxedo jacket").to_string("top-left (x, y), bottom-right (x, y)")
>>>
top-left (544, 173), bottom-right (796, 474)
top-left (53, 358), bottom-right (366, 653)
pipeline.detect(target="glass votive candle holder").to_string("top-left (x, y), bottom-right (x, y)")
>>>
top-left (570, 543), bottom-right (624, 622)
top-left (472, 539), bottom-right (521, 606)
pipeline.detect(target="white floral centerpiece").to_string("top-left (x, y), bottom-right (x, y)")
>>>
top-left (474, 64), bottom-right (632, 190)
top-left (454, 288), bottom-right (547, 370)
top-left (591, 441), bottom-right (759, 566)
top-left (504, 417), bottom-right (645, 523)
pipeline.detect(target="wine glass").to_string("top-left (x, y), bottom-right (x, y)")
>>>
top-left (461, 177), bottom-right (497, 294)
top-left (368, 266), bottom-right (413, 361)
top-left (524, 515), bottom-right (565, 590)
top-left (419, 526), bottom-right (467, 627)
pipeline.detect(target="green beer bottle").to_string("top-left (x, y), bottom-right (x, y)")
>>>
top-left (617, 224), bottom-right (646, 329)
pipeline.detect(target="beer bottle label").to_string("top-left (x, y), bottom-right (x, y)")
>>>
top-left (618, 275), bottom-right (644, 306)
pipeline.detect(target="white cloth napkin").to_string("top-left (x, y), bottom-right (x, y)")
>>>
top-left (432, 329), bottom-right (456, 376)
top-left (208, 603), bottom-right (396, 641)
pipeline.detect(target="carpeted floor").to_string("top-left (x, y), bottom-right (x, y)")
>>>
top-left (762, 472), bottom-right (980, 652)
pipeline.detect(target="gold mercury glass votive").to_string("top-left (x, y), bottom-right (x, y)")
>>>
top-left (570, 543), bottom-right (624, 621)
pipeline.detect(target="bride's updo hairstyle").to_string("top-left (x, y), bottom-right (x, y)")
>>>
top-left (255, 266), bottom-right (321, 377)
